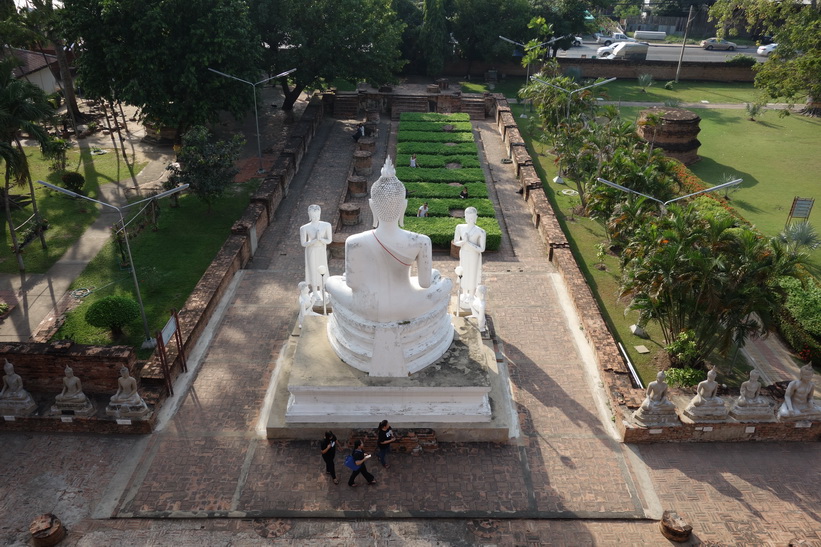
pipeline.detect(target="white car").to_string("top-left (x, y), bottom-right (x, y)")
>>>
top-left (757, 43), bottom-right (777, 56)
top-left (596, 45), bottom-right (615, 58)
top-left (572, 36), bottom-right (583, 47)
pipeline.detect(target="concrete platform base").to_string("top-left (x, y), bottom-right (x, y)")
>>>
top-left (266, 315), bottom-right (514, 442)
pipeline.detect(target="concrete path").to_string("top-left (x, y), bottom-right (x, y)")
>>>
top-left (0, 93), bottom-right (819, 545)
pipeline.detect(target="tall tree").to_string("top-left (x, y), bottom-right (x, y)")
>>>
top-left (65, 0), bottom-right (260, 135)
top-left (0, 59), bottom-right (54, 271)
top-left (252, 0), bottom-right (406, 110)
top-left (709, 0), bottom-right (821, 116)
top-left (450, 0), bottom-right (532, 74)
top-left (420, 0), bottom-right (448, 77)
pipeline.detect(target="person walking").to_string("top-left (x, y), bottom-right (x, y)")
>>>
top-left (347, 440), bottom-right (376, 487)
top-left (320, 431), bottom-right (339, 484)
top-left (377, 419), bottom-right (397, 469)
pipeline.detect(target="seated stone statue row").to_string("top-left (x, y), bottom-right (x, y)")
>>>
top-left (633, 365), bottom-right (821, 427)
top-left (0, 360), bottom-right (150, 419)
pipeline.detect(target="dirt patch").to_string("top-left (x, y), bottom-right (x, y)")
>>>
top-left (450, 209), bottom-right (465, 218)
top-left (445, 162), bottom-right (461, 169)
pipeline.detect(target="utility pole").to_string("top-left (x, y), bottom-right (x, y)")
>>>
top-left (675, 5), bottom-right (695, 83)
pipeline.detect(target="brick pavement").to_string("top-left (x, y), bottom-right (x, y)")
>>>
top-left (1, 103), bottom-right (821, 546)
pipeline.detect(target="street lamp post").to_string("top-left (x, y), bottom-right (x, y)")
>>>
top-left (596, 177), bottom-right (742, 213)
top-left (37, 180), bottom-right (190, 347)
top-left (208, 68), bottom-right (297, 174)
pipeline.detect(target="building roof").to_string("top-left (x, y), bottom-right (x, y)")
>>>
top-left (6, 47), bottom-right (58, 78)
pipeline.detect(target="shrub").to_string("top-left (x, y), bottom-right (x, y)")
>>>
top-left (398, 121), bottom-right (473, 132)
top-left (396, 142), bottom-right (478, 156)
top-left (60, 171), bottom-right (86, 194)
top-left (725, 54), bottom-right (756, 67)
top-left (776, 309), bottom-right (821, 363)
top-left (637, 73), bottom-right (654, 92)
top-left (400, 112), bottom-right (470, 122)
top-left (396, 130), bottom-right (475, 143)
top-left (405, 182), bottom-right (488, 199)
top-left (403, 216), bottom-right (502, 250)
top-left (406, 198), bottom-right (496, 217)
top-left (396, 154), bottom-right (481, 169)
top-left (779, 277), bottom-right (821, 337)
top-left (664, 81), bottom-right (675, 90)
top-left (395, 167), bottom-right (485, 184)
top-left (664, 367), bottom-right (707, 387)
top-left (665, 330), bottom-right (699, 367)
top-left (85, 295), bottom-right (141, 336)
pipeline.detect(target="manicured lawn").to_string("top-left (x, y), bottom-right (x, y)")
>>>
top-left (54, 180), bottom-right (260, 358)
top-left (0, 146), bottom-right (146, 274)
top-left (621, 106), bottom-right (821, 271)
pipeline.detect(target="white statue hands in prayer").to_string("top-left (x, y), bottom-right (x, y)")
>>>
top-left (453, 207), bottom-right (486, 308)
top-left (300, 205), bottom-right (333, 302)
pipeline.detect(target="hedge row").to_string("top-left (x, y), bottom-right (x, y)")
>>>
top-left (397, 154), bottom-right (480, 169)
top-left (403, 216), bottom-right (501, 251)
top-left (405, 182), bottom-right (488, 199)
top-left (396, 142), bottom-right (478, 156)
top-left (406, 198), bottom-right (496, 218)
top-left (396, 130), bottom-right (475, 143)
top-left (396, 166), bottom-right (485, 183)
top-left (776, 310), bottom-right (821, 364)
top-left (398, 121), bottom-right (473, 133)
top-left (400, 112), bottom-right (471, 122)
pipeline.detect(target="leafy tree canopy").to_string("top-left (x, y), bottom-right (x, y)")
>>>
top-left (251, 0), bottom-right (406, 110)
top-left (709, 0), bottom-right (821, 115)
top-left (65, 0), bottom-right (261, 132)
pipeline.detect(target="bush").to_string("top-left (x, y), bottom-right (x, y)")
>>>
top-left (664, 367), bottom-right (707, 387)
top-left (405, 182), bottom-right (488, 199)
top-left (406, 198), bottom-right (496, 217)
top-left (400, 112), bottom-right (470, 122)
top-left (85, 295), bottom-right (141, 336)
top-left (725, 54), bottom-right (756, 67)
top-left (398, 121), bottom-right (473, 133)
top-left (396, 154), bottom-right (481, 169)
top-left (396, 142), bottom-right (478, 156)
top-left (775, 309), bottom-right (821, 363)
top-left (395, 167), bottom-right (485, 184)
top-left (403, 216), bottom-right (502, 250)
top-left (396, 130), bottom-right (475, 143)
top-left (665, 330), bottom-right (699, 367)
top-left (779, 277), bottom-right (821, 337)
top-left (60, 171), bottom-right (85, 194)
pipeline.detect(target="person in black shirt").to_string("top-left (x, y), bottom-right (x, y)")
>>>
top-left (377, 419), bottom-right (396, 469)
top-left (320, 431), bottom-right (339, 484)
top-left (348, 439), bottom-right (376, 487)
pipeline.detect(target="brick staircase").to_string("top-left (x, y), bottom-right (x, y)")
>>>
top-left (334, 92), bottom-right (360, 119)
top-left (460, 95), bottom-right (486, 120)
top-left (390, 96), bottom-right (430, 120)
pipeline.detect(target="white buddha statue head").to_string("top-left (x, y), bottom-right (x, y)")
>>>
top-left (370, 157), bottom-right (407, 228)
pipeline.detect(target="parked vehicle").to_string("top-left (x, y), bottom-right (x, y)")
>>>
top-left (596, 32), bottom-right (637, 46)
top-left (700, 38), bottom-right (736, 51)
top-left (757, 43), bottom-right (778, 56)
top-left (598, 41), bottom-right (649, 61)
top-left (572, 36), bottom-right (583, 47)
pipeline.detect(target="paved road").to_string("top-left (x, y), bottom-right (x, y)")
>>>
top-left (560, 42), bottom-right (762, 62)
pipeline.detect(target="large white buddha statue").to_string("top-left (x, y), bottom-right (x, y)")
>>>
top-left (325, 158), bottom-right (454, 377)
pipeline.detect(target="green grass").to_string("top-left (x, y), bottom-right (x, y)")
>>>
top-left (599, 80), bottom-right (764, 104)
top-left (620, 106), bottom-right (821, 271)
top-left (54, 180), bottom-right (260, 358)
top-left (0, 146), bottom-right (147, 274)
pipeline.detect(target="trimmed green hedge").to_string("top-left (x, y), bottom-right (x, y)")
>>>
top-left (396, 142), bottom-right (478, 156)
top-left (400, 112), bottom-right (471, 122)
top-left (397, 154), bottom-right (480, 168)
top-left (397, 130), bottom-right (475, 143)
top-left (403, 216), bottom-right (501, 250)
top-left (405, 182), bottom-right (488, 199)
top-left (407, 198), bottom-right (496, 217)
top-left (396, 167), bottom-right (485, 183)
top-left (398, 121), bottom-right (473, 132)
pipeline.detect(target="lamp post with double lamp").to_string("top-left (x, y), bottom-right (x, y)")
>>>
top-left (207, 68), bottom-right (297, 174)
top-left (530, 76), bottom-right (616, 184)
top-left (596, 177), bottom-right (742, 214)
top-left (37, 181), bottom-right (190, 348)
top-left (498, 36), bottom-right (560, 117)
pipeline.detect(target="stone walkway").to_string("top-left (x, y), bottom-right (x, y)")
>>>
top-left (1, 103), bottom-right (820, 545)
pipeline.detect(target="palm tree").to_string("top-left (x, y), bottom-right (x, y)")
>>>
top-left (0, 59), bottom-right (54, 271)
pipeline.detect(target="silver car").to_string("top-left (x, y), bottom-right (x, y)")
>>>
top-left (700, 38), bottom-right (736, 51)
